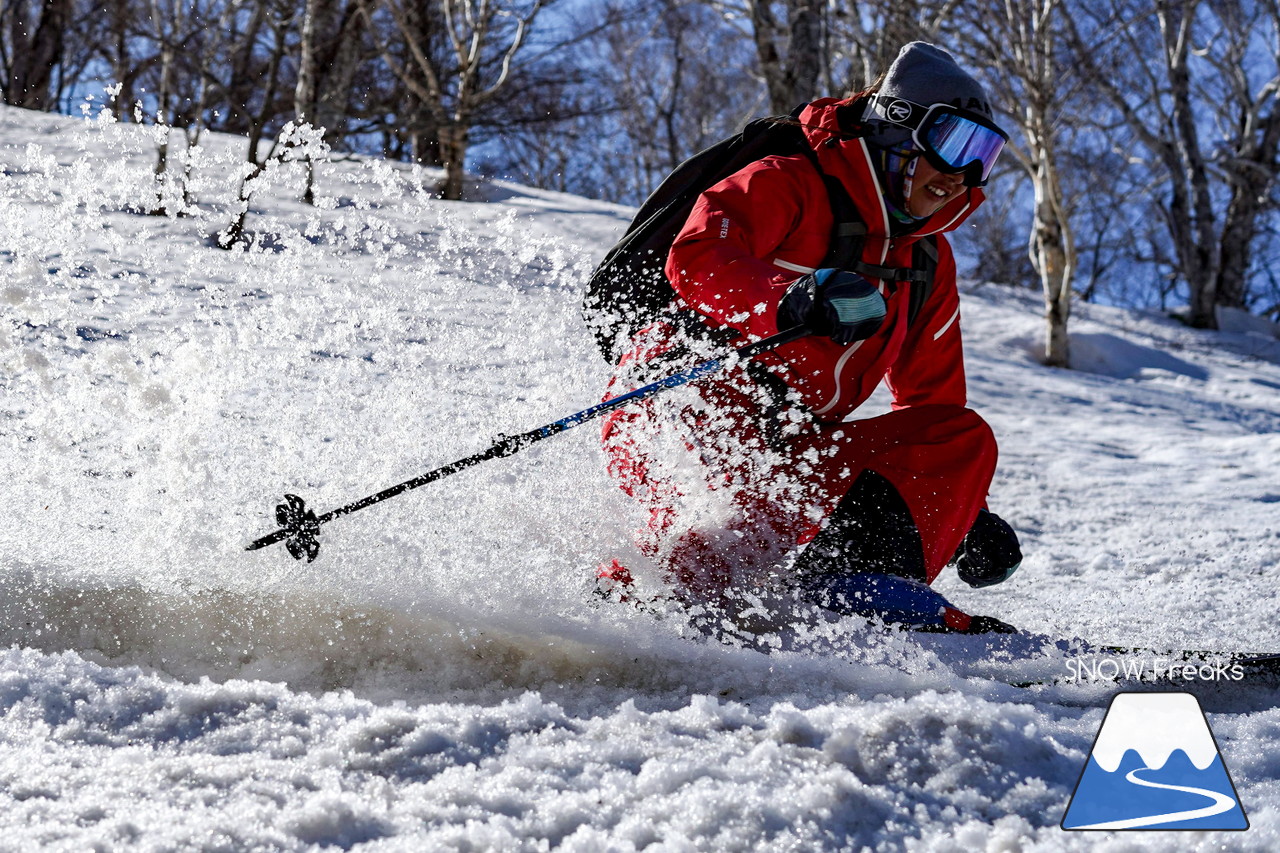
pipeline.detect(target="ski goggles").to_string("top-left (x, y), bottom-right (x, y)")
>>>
top-left (871, 95), bottom-right (1008, 187)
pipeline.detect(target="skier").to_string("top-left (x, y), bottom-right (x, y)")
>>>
top-left (599, 42), bottom-right (1023, 634)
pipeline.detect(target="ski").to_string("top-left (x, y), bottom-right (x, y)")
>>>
top-left (593, 585), bottom-right (1280, 688)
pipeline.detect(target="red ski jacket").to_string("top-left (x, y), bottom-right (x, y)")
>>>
top-left (663, 98), bottom-right (985, 420)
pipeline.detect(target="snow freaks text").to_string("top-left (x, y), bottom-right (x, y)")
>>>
top-left (1065, 657), bottom-right (1246, 683)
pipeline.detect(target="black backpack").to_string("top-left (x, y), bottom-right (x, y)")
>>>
top-left (581, 103), bottom-right (938, 364)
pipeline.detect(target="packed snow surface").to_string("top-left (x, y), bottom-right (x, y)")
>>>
top-left (2, 105), bottom-right (1279, 850)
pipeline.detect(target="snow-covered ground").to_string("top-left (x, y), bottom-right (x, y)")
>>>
top-left (2, 104), bottom-right (1279, 851)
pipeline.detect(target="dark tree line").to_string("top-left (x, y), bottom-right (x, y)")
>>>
top-left (3, 0), bottom-right (1278, 364)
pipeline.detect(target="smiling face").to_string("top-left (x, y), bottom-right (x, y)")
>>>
top-left (903, 157), bottom-right (967, 219)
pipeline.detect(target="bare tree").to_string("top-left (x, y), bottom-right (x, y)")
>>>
top-left (125, 0), bottom-right (218, 214)
top-left (291, 0), bottom-right (376, 202)
top-left (957, 0), bottom-right (1080, 367)
top-left (213, 0), bottom-right (306, 246)
top-left (824, 0), bottom-right (958, 95)
top-left (950, 167), bottom-right (1039, 291)
top-left (77, 0), bottom-right (144, 120)
top-left (358, 0), bottom-right (550, 200)
top-left (1066, 140), bottom-right (1162, 308)
top-left (559, 0), bottom-right (762, 204)
top-left (1, 0), bottom-right (73, 109)
top-left (1063, 0), bottom-right (1280, 329)
top-left (1201, 0), bottom-right (1280, 315)
top-left (295, 0), bottom-right (322, 204)
top-left (281, 0), bottom-right (370, 158)
top-left (751, 0), bottom-right (822, 112)
top-left (705, 0), bottom-right (823, 113)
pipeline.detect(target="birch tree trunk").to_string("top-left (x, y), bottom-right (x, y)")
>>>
top-left (1029, 116), bottom-right (1075, 366)
top-left (295, 0), bottom-right (320, 204)
top-left (957, 0), bottom-right (1078, 366)
top-left (359, 0), bottom-right (547, 201)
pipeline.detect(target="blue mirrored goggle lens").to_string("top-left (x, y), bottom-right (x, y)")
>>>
top-left (923, 112), bottom-right (1006, 180)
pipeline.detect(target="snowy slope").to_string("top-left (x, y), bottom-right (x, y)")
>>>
top-left (2, 104), bottom-right (1279, 851)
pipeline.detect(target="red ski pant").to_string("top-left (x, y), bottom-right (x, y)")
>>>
top-left (601, 376), bottom-right (997, 601)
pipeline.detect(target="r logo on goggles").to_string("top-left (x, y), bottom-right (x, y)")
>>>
top-left (870, 94), bottom-right (1008, 187)
top-left (883, 98), bottom-right (915, 124)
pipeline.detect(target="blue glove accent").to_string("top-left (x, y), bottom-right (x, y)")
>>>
top-left (798, 572), bottom-right (953, 628)
top-left (778, 268), bottom-right (886, 345)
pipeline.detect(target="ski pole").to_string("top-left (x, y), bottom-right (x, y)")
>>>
top-left (246, 325), bottom-right (811, 561)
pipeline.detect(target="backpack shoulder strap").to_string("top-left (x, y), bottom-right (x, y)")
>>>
top-left (906, 237), bottom-right (939, 329)
top-left (794, 145), bottom-right (866, 272)
top-left (796, 145), bottom-right (939, 330)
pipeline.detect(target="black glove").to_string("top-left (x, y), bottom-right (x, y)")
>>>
top-left (961, 614), bottom-right (1018, 634)
top-left (777, 268), bottom-right (886, 345)
top-left (915, 610), bottom-right (1019, 634)
top-left (955, 509), bottom-right (1022, 589)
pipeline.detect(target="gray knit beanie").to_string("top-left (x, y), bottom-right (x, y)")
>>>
top-left (864, 42), bottom-right (993, 150)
